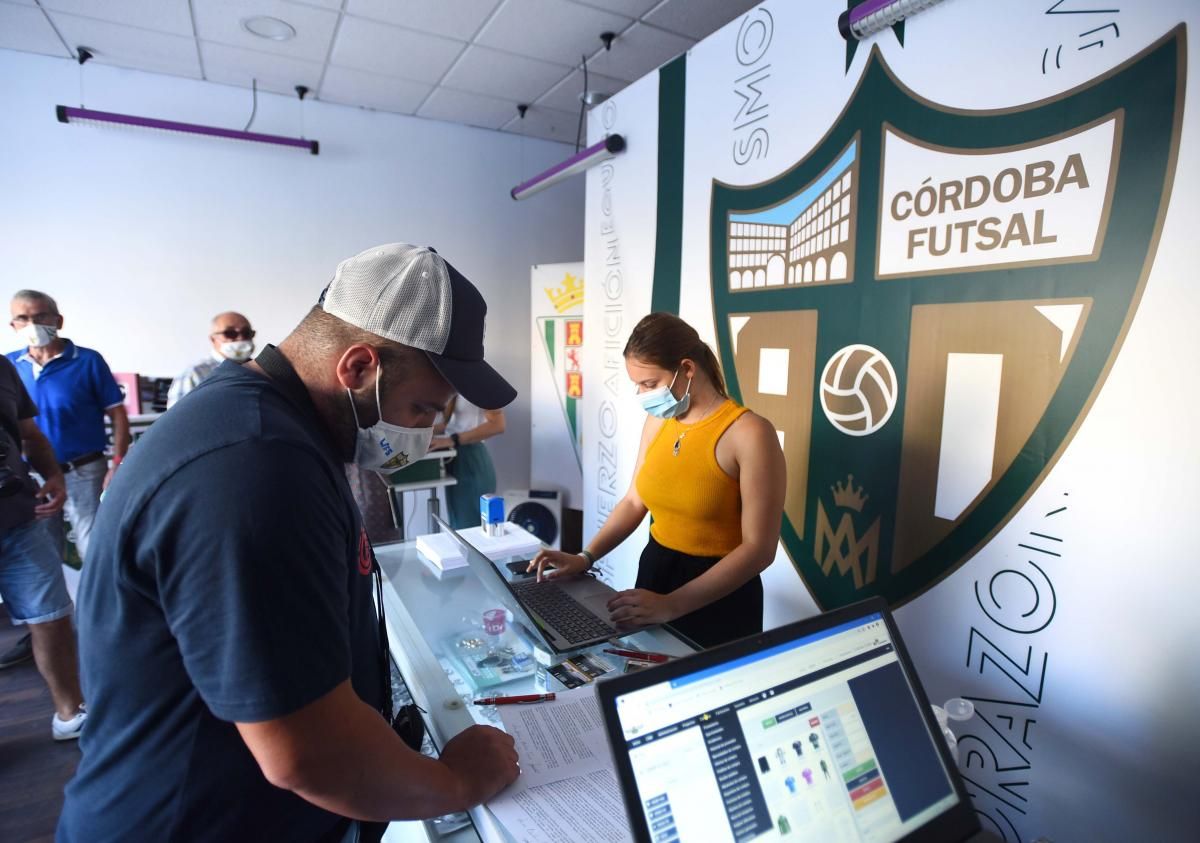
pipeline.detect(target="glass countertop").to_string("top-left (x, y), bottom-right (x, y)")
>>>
top-left (374, 539), bottom-right (697, 842)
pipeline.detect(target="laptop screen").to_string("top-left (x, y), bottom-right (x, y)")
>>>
top-left (606, 611), bottom-right (961, 842)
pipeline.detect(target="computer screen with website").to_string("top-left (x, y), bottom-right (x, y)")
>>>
top-left (606, 612), bottom-right (962, 842)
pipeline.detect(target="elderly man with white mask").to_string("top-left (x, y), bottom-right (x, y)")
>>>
top-left (168, 311), bottom-right (257, 408)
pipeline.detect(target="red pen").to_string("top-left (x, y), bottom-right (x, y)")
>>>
top-left (472, 693), bottom-right (557, 705)
top-left (603, 648), bottom-right (671, 664)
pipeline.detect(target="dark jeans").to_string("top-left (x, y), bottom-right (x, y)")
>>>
top-left (636, 535), bottom-right (763, 649)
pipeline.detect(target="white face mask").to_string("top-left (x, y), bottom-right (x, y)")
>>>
top-left (220, 340), bottom-right (254, 362)
top-left (348, 364), bottom-right (433, 474)
top-left (18, 323), bottom-right (58, 348)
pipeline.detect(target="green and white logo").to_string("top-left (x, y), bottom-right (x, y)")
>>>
top-left (708, 29), bottom-right (1185, 609)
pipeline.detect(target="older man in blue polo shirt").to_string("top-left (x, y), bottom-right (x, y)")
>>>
top-left (6, 290), bottom-right (130, 562)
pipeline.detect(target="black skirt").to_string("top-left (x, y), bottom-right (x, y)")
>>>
top-left (635, 535), bottom-right (764, 649)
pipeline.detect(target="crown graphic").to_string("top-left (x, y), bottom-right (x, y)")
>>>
top-left (831, 474), bottom-right (868, 512)
top-left (545, 272), bottom-right (584, 313)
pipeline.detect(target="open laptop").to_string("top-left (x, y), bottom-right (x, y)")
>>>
top-left (596, 597), bottom-right (1000, 843)
top-left (431, 513), bottom-right (623, 654)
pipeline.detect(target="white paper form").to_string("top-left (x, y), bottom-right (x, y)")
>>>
top-left (496, 687), bottom-right (612, 788)
top-left (487, 687), bottom-right (634, 842)
top-left (487, 768), bottom-right (633, 843)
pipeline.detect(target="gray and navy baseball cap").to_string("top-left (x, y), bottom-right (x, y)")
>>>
top-left (320, 243), bottom-right (516, 409)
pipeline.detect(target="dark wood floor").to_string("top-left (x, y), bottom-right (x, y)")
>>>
top-left (0, 605), bottom-right (79, 843)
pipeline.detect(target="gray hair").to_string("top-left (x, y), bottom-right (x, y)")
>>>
top-left (12, 290), bottom-right (60, 316)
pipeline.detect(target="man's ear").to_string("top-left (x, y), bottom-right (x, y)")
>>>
top-left (335, 344), bottom-right (380, 391)
top-left (55, 315), bottom-right (65, 330)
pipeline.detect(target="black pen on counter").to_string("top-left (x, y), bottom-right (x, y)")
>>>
top-left (472, 693), bottom-right (557, 705)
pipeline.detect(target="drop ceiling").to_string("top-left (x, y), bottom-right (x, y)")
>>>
top-left (0, 0), bottom-right (762, 144)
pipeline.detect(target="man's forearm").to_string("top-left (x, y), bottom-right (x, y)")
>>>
top-left (112, 414), bottom-right (131, 458)
top-left (24, 434), bottom-right (63, 482)
top-left (260, 695), bottom-right (470, 822)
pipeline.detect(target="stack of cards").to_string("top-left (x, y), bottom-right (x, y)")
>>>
top-left (546, 652), bottom-right (616, 689)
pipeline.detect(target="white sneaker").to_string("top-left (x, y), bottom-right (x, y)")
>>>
top-left (52, 705), bottom-right (87, 741)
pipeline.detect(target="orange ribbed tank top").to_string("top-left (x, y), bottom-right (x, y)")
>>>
top-left (636, 399), bottom-right (748, 558)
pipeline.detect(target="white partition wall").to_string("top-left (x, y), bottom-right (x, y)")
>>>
top-left (0, 49), bottom-right (585, 494)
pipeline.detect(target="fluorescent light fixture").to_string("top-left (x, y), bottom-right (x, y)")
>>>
top-left (56, 105), bottom-right (319, 155)
top-left (511, 134), bottom-right (625, 201)
top-left (241, 16), bottom-right (296, 41)
top-left (838, 0), bottom-right (946, 40)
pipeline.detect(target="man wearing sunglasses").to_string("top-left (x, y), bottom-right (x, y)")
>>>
top-left (167, 311), bottom-right (256, 409)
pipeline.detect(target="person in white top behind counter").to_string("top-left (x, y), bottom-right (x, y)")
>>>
top-left (167, 311), bottom-right (256, 408)
top-left (430, 395), bottom-right (506, 529)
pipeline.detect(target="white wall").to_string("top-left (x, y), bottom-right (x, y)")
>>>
top-left (0, 48), bottom-right (585, 492)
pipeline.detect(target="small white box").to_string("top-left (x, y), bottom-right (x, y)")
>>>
top-left (415, 532), bottom-right (466, 571)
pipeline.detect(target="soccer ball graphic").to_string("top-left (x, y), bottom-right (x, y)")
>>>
top-left (819, 344), bottom-right (898, 436)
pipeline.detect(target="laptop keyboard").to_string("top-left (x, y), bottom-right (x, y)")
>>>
top-left (512, 580), bottom-right (616, 644)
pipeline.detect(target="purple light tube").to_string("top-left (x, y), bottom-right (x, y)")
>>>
top-left (511, 134), bottom-right (625, 201)
top-left (838, 0), bottom-right (946, 41)
top-left (56, 105), bottom-right (319, 155)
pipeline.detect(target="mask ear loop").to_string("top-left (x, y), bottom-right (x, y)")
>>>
top-left (347, 358), bottom-right (384, 431)
top-left (374, 361), bottom-right (386, 420)
top-left (679, 368), bottom-right (693, 401)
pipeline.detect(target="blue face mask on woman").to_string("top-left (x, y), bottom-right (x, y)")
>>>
top-left (637, 369), bottom-right (692, 418)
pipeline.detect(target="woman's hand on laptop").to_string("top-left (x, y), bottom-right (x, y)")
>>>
top-left (607, 589), bottom-right (678, 630)
top-left (527, 549), bottom-right (591, 582)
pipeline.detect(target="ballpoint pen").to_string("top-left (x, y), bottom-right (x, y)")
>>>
top-left (472, 693), bottom-right (557, 705)
top-left (603, 648), bottom-right (672, 664)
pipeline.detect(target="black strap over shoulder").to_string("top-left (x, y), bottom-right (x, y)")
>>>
top-left (253, 346), bottom-right (400, 725)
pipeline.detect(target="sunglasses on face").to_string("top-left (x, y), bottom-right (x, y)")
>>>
top-left (213, 328), bottom-right (256, 340)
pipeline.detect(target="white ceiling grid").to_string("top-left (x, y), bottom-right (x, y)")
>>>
top-left (0, 0), bottom-right (763, 143)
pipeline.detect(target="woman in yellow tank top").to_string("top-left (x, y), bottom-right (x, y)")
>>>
top-left (530, 313), bottom-right (786, 648)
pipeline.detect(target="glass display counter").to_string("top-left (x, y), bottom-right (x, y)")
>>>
top-left (374, 539), bottom-right (697, 842)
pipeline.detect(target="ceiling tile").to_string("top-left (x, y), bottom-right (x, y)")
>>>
top-left (569, 0), bottom-right (659, 17)
top-left (642, 0), bottom-right (761, 41)
top-left (475, 0), bottom-right (631, 68)
top-left (330, 15), bottom-right (464, 84)
top-left (0, 3), bottom-right (70, 58)
top-left (40, 0), bottom-right (193, 37)
top-left (49, 12), bottom-right (202, 78)
top-left (282, 0), bottom-right (344, 9)
top-left (417, 87), bottom-right (519, 130)
top-left (345, 0), bottom-right (502, 42)
top-left (502, 104), bottom-right (582, 144)
top-left (441, 44), bottom-right (570, 102)
top-left (599, 22), bottom-right (692, 82)
top-left (200, 41), bottom-right (324, 98)
top-left (535, 67), bottom-right (626, 114)
top-left (192, 0), bottom-right (338, 62)
top-left (319, 65), bottom-right (432, 114)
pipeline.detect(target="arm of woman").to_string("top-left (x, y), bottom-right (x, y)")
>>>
top-left (455, 409), bottom-right (506, 444)
top-left (529, 414), bottom-right (663, 580)
top-left (607, 413), bottom-right (786, 627)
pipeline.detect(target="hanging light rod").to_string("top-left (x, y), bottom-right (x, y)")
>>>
top-left (510, 133), bottom-right (624, 201)
top-left (838, 0), bottom-right (947, 41)
top-left (55, 105), bottom-right (319, 154)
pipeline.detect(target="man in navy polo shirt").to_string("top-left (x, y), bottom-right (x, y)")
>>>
top-left (59, 245), bottom-right (520, 842)
top-left (6, 290), bottom-right (130, 562)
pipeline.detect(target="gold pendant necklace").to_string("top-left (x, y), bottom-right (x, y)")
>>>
top-left (671, 395), bottom-right (721, 457)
